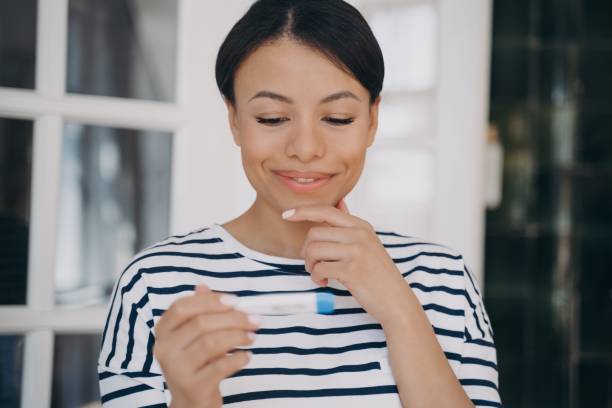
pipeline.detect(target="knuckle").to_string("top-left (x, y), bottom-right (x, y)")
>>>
top-left (236, 311), bottom-right (251, 326)
top-left (310, 227), bottom-right (322, 238)
top-left (362, 221), bottom-right (374, 231)
top-left (201, 335), bottom-right (217, 351)
top-left (305, 244), bottom-right (315, 259)
top-left (172, 303), bottom-right (186, 318)
top-left (349, 243), bottom-right (361, 257)
top-left (196, 315), bottom-right (209, 330)
top-left (220, 357), bottom-right (234, 371)
top-left (211, 292), bottom-right (224, 304)
top-left (306, 228), bottom-right (316, 239)
top-left (357, 227), bottom-right (370, 239)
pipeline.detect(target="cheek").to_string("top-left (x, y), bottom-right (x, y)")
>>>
top-left (238, 126), bottom-right (280, 169)
top-left (328, 131), bottom-right (369, 185)
top-left (328, 127), bottom-right (369, 160)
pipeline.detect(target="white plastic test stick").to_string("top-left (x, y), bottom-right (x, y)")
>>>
top-left (232, 292), bottom-right (335, 315)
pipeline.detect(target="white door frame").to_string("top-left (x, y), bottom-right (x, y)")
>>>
top-left (433, 0), bottom-right (492, 284)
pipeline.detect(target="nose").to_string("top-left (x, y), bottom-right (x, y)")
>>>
top-left (285, 118), bottom-right (326, 162)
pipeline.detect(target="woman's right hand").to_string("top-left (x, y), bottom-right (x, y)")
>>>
top-left (154, 285), bottom-right (260, 408)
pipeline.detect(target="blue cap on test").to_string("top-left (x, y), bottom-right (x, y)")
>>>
top-left (316, 292), bottom-right (335, 314)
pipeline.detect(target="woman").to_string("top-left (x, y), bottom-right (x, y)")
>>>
top-left (98, 0), bottom-right (501, 407)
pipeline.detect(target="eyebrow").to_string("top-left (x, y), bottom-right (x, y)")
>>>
top-left (248, 90), bottom-right (361, 104)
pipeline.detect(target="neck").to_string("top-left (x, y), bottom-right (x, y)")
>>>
top-left (222, 196), bottom-right (325, 260)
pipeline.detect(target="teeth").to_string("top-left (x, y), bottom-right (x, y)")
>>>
top-left (293, 178), bottom-right (316, 183)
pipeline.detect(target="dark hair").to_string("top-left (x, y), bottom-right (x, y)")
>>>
top-left (215, 0), bottom-right (384, 106)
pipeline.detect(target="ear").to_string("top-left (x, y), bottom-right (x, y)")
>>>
top-left (225, 98), bottom-right (241, 147)
top-left (366, 96), bottom-right (381, 148)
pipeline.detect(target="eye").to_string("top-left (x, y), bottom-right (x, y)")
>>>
top-left (324, 117), bottom-right (355, 126)
top-left (256, 117), bottom-right (289, 126)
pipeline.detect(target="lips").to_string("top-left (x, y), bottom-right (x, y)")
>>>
top-left (275, 171), bottom-right (335, 179)
top-left (273, 171), bottom-right (335, 193)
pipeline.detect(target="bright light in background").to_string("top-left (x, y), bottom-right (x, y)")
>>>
top-left (55, 124), bottom-right (172, 305)
top-left (338, 0), bottom-right (439, 239)
top-left (377, 93), bottom-right (433, 139)
top-left (350, 148), bottom-right (435, 237)
top-left (370, 2), bottom-right (438, 92)
top-left (366, 148), bottom-right (435, 206)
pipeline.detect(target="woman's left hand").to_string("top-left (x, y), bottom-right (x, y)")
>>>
top-left (283, 198), bottom-right (410, 326)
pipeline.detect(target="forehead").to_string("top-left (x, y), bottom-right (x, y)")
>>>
top-left (233, 38), bottom-right (368, 103)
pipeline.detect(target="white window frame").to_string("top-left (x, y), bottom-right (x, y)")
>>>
top-left (0, 0), bottom-right (492, 406)
top-left (0, 1), bottom-right (256, 406)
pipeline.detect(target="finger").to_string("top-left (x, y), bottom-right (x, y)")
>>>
top-left (303, 241), bottom-right (349, 274)
top-left (300, 226), bottom-right (355, 258)
top-left (335, 197), bottom-right (350, 214)
top-left (282, 205), bottom-right (357, 228)
top-left (195, 284), bottom-right (210, 293)
top-left (199, 350), bottom-right (252, 384)
top-left (157, 291), bottom-right (238, 335)
top-left (169, 310), bottom-right (261, 351)
top-left (310, 260), bottom-right (346, 286)
top-left (184, 329), bottom-right (255, 372)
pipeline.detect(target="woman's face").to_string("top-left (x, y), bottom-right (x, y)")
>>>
top-left (226, 37), bottom-right (380, 213)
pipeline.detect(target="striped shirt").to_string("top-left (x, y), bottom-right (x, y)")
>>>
top-left (98, 223), bottom-right (502, 407)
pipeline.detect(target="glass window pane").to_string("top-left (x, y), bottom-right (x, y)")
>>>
top-left (0, 335), bottom-right (25, 408)
top-left (67, 0), bottom-right (178, 101)
top-left (0, 118), bottom-right (33, 305)
top-left (369, 3), bottom-right (438, 92)
top-left (0, 0), bottom-right (37, 89)
top-left (55, 124), bottom-right (172, 305)
top-left (52, 334), bottom-right (102, 408)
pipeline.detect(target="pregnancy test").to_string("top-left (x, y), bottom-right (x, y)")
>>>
top-left (230, 292), bottom-right (335, 315)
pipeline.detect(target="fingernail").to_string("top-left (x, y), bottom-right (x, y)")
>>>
top-left (220, 294), bottom-right (238, 306)
top-left (248, 314), bottom-right (262, 326)
top-left (248, 332), bottom-right (256, 341)
top-left (281, 209), bottom-right (295, 219)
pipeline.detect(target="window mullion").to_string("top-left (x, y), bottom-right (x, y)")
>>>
top-left (36, 0), bottom-right (68, 96)
top-left (27, 115), bottom-right (63, 310)
top-left (21, 330), bottom-right (54, 408)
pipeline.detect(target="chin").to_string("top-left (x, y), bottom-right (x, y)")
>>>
top-left (280, 196), bottom-right (336, 208)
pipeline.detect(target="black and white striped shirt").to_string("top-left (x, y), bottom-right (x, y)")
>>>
top-left (98, 223), bottom-right (502, 407)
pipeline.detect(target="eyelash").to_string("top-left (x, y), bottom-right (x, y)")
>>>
top-left (256, 117), bottom-right (355, 126)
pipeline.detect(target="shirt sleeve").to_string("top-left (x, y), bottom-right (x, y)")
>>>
top-left (457, 261), bottom-right (503, 408)
top-left (98, 263), bottom-right (169, 407)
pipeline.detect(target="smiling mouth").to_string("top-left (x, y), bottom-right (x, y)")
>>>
top-left (273, 171), bottom-right (335, 192)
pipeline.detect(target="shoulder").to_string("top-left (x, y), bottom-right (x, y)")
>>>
top-left (373, 226), bottom-right (495, 341)
top-left (373, 226), bottom-right (482, 321)
top-left (373, 226), bottom-right (465, 272)
top-left (140, 224), bottom-right (220, 253)
top-left (109, 225), bottom-right (226, 293)
top-left (126, 224), bottom-right (222, 268)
